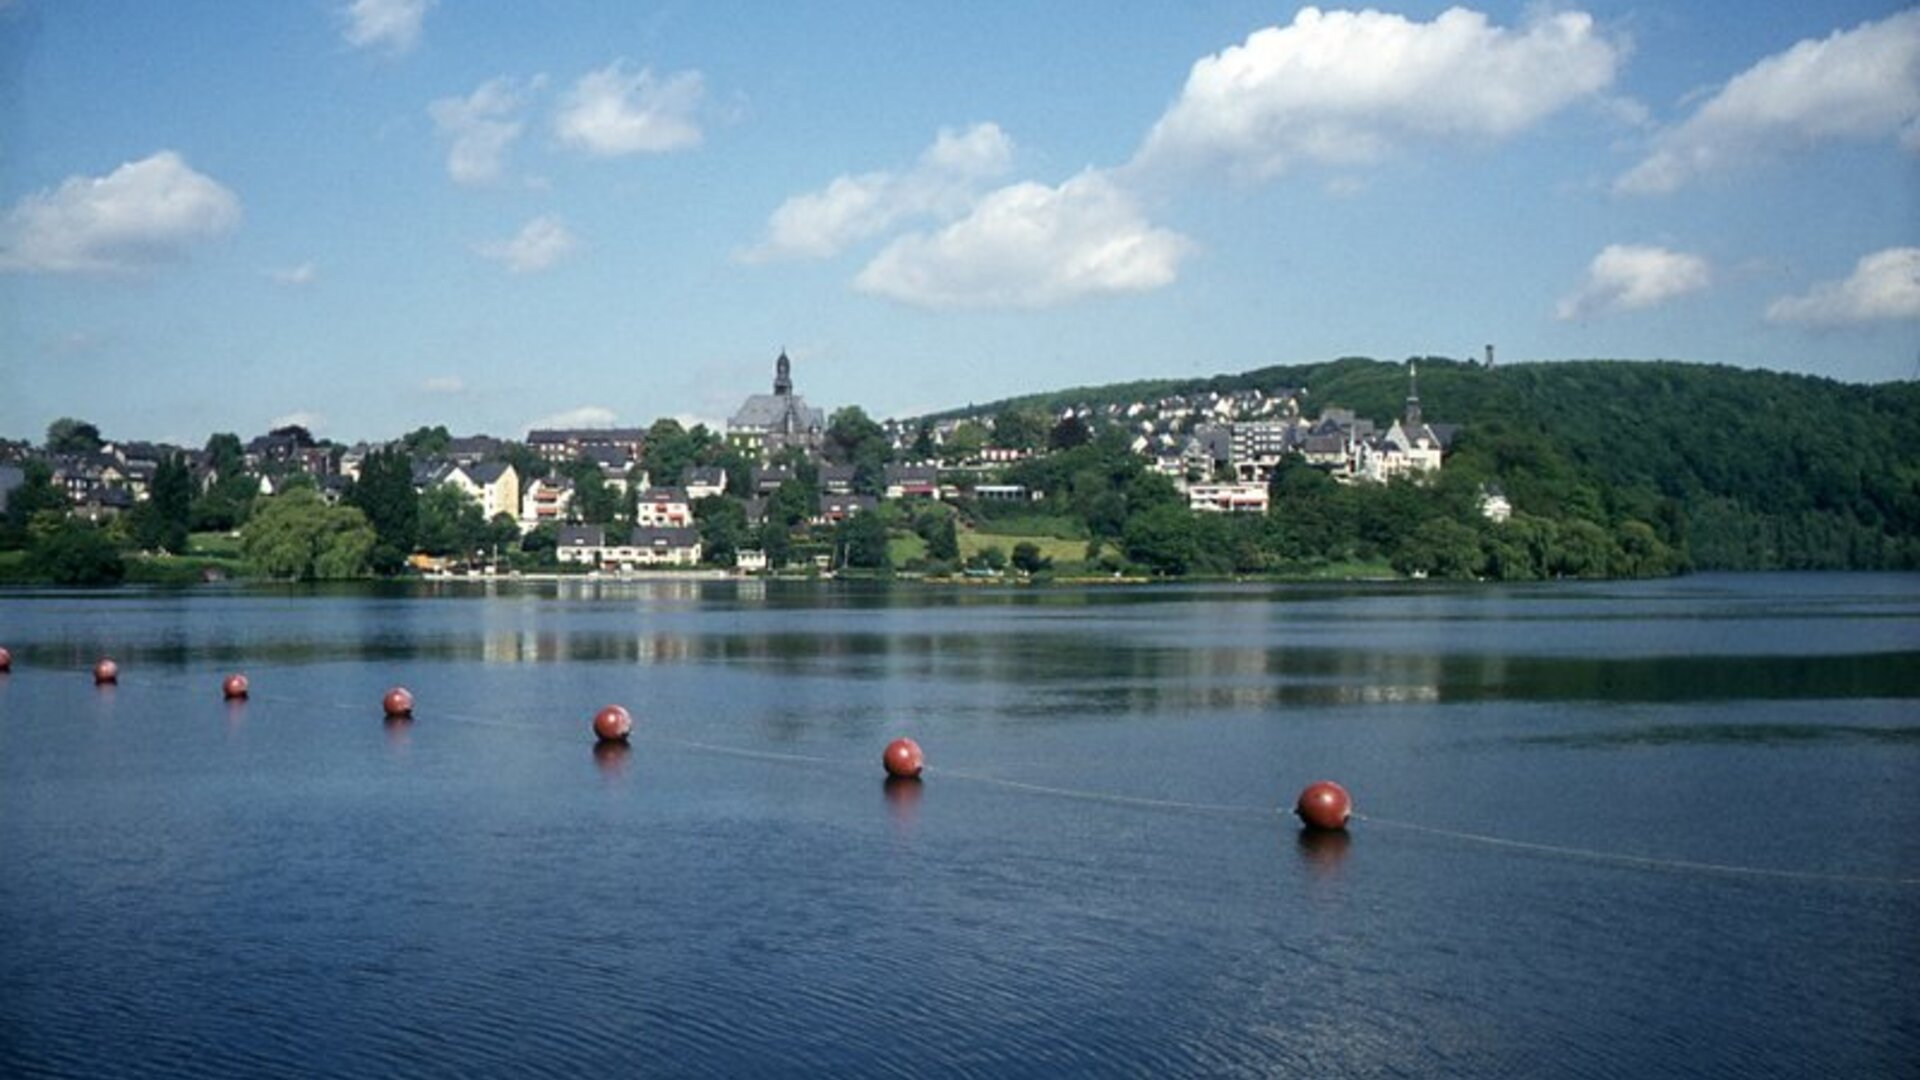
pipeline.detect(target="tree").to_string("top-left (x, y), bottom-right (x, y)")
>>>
top-left (28, 521), bottom-right (125, 585)
top-left (192, 432), bottom-right (258, 531)
top-left (46, 417), bottom-right (104, 455)
top-left (1011, 541), bottom-right (1051, 575)
top-left (1123, 503), bottom-right (1200, 575)
top-left (695, 496), bottom-right (747, 567)
top-left (345, 445), bottom-right (418, 573)
top-left (1050, 414), bottom-right (1092, 450)
top-left (559, 460), bottom-right (620, 524)
top-left (1392, 517), bottom-right (1486, 579)
top-left (400, 425), bottom-right (452, 458)
top-left (918, 512), bottom-right (959, 562)
top-left (242, 488), bottom-right (375, 580)
top-left (1, 461), bottom-right (67, 549)
top-left (416, 483), bottom-right (488, 557)
top-left (990, 407), bottom-right (1048, 451)
top-left (131, 453), bottom-right (193, 554)
top-left (835, 511), bottom-right (891, 570)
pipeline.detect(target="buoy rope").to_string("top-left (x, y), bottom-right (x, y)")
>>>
top-left (930, 766), bottom-right (1280, 819)
top-left (45, 666), bottom-right (1920, 887)
top-left (1353, 812), bottom-right (1920, 887)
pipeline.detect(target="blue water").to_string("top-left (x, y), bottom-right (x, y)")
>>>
top-left (2, 574), bottom-right (1916, 1077)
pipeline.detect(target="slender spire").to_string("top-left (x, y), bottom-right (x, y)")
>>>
top-left (774, 350), bottom-right (792, 397)
top-left (1405, 361), bottom-right (1422, 428)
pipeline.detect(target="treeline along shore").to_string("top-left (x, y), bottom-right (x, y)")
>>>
top-left (3, 356), bottom-right (1915, 586)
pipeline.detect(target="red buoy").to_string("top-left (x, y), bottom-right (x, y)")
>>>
top-left (882, 737), bottom-right (924, 779)
top-left (0, 646), bottom-right (12, 672)
top-left (93, 658), bottom-right (119, 685)
top-left (592, 704), bottom-right (633, 743)
top-left (1295, 780), bottom-right (1352, 831)
top-left (222, 673), bottom-right (250, 700)
top-left (382, 686), bottom-right (414, 718)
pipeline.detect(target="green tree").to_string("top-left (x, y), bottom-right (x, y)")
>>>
top-left (346, 445), bottom-right (418, 573)
top-left (1050, 414), bottom-right (1092, 450)
top-left (400, 425), bottom-right (452, 458)
top-left (27, 521), bottom-right (125, 585)
top-left (45, 417), bottom-right (104, 454)
top-left (559, 460), bottom-right (620, 524)
top-left (1011, 541), bottom-right (1051, 575)
top-left (131, 453), bottom-right (193, 554)
top-left (695, 496), bottom-right (747, 567)
top-left (919, 512), bottom-right (959, 562)
top-left (2, 460), bottom-right (67, 549)
top-left (416, 483), bottom-right (488, 557)
top-left (1123, 503), bottom-right (1199, 575)
top-left (835, 511), bottom-right (891, 570)
top-left (242, 488), bottom-right (375, 580)
top-left (205, 432), bottom-right (247, 479)
top-left (1392, 517), bottom-right (1486, 579)
top-left (990, 406), bottom-right (1048, 451)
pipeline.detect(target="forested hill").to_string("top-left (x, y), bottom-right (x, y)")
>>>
top-left (957, 357), bottom-right (1920, 571)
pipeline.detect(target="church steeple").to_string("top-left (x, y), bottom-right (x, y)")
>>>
top-left (774, 350), bottom-right (793, 397)
top-left (1404, 361), bottom-right (1423, 428)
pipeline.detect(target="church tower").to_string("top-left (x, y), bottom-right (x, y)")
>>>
top-left (774, 350), bottom-right (793, 397)
top-left (1404, 361), bottom-right (1423, 428)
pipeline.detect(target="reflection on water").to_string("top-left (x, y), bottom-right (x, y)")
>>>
top-left (1293, 827), bottom-right (1352, 875)
top-left (591, 739), bottom-right (632, 778)
top-left (1, 573), bottom-right (1916, 1079)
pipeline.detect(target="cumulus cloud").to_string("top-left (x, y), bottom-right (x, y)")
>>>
top-left (742, 122), bottom-right (1015, 262)
top-left (474, 215), bottom-right (579, 273)
top-left (0, 151), bottom-right (241, 275)
top-left (268, 262), bottom-right (317, 286)
top-left (270, 411), bottom-right (326, 433)
top-left (1133, 6), bottom-right (1622, 181)
top-left (430, 77), bottom-right (541, 186)
top-left (529, 406), bottom-right (617, 430)
top-left (340, 0), bottom-right (432, 55)
top-left (1766, 247), bottom-right (1920, 326)
top-left (854, 169), bottom-right (1192, 310)
top-left (1556, 244), bottom-right (1711, 320)
top-left (1617, 10), bottom-right (1920, 194)
top-left (554, 61), bottom-right (704, 157)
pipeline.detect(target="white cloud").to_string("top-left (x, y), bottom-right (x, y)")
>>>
top-left (1766, 247), bottom-right (1920, 326)
top-left (1133, 6), bottom-right (1622, 181)
top-left (0, 151), bottom-right (241, 275)
top-left (419, 375), bottom-right (466, 394)
top-left (743, 122), bottom-right (1015, 262)
top-left (474, 215), bottom-right (579, 273)
top-left (529, 406), bottom-right (617, 430)
top-left (1556, 244), bottom-right (1711, 320)
top-left (270, 411), bottom-right (326, 433)
top-left (1617, 10), bottom-right (1920, 194)
top-left (430, 77), bottom-right (540, 186)
top-left (554, 61), bottom-right (704, 157)
top-left (854, 169), bottom-right (1192, 310)
top-left (340, 0), bottom-right (432, 55)
top-left (268, 262), bottom-right (317, 286)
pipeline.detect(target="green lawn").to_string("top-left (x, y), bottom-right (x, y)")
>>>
top-left (958, 531), bottom-right (1086, 565)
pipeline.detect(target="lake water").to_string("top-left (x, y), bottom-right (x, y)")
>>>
top-left (2, 573), bottom-right (1916, 1078)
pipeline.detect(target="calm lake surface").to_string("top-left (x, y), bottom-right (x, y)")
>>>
top-left (2, 573), bottom-right (1916, 1078)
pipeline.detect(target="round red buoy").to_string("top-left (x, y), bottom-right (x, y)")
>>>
top-left (592, 704), bottom-right (633, 743)
top-left (93, 658), bottom-right (119, 685)
top-left (382, 687), bottom-right (414, 718)
top-left (0, 646), bottom-right (12, 672)
top-left (882, 737), bottom-right (924, 779)
top-left (1295, 780), bottom-right (1352, 831)
top-left (222, 673), bottom-right (250, 700)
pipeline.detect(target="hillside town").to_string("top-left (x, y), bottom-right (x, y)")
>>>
top-left (0, 352), bottom-right (1470, 578)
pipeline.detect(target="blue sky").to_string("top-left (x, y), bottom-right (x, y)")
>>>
top-left (1, 1), bottom-right (1915, 445)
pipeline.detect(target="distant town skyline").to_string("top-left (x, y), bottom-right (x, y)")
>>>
top-left (2, 0), bottom-right (1916, 444)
